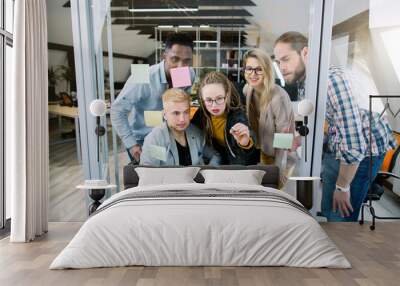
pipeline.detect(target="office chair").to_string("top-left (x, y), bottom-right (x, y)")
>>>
top-left (360, 132), bottom-right (400, 230)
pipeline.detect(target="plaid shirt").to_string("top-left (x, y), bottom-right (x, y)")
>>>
top-left (360, 109), bottom-right (397, 156)
top-left (325, 66), bottom-right (396, 163)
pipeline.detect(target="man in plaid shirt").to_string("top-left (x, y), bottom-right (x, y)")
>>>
top-left (274, 32), bottom-right (396, 221)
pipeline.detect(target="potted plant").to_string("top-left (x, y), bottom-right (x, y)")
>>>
top-left (56, 65), bottom-right (75, 94)
top-left (48, 67), bottom-right (60, 101)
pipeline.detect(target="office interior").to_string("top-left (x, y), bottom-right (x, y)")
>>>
top-left (1, 0), bottom-right (400, 285)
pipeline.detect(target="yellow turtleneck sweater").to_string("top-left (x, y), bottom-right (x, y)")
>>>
top-left (210, 113), bottom-right (253, 149)
top-left (211, 113), bottom-right (227, 146)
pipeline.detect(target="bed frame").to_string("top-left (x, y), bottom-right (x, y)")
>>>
top-left (123, 164), bottom-right (280, 190)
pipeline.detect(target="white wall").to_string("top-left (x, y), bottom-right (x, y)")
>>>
top-left (333, 0), bottom-right (369, 25)
top-left (247, 0), bottom-right (312, 53)
top-left (103, 56), bottom-right (132, 83)
top-left (331, 35), bottom-right (349, 67)
top-left (47, 0), bottom-right (155, 58)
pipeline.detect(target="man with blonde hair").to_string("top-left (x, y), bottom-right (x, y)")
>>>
top-left (140, 89), bottom-right (220, 166)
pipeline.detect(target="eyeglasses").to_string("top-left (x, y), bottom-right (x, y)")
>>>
top-left (244, 66), bottom-right (264, 75)
top-left (203, 97), bottom-right (226, 106)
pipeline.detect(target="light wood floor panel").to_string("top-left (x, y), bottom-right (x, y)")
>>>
top-left (1, 222), bottom-right (400, 286)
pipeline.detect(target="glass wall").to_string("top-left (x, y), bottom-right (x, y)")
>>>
top-left (319, 0), bottom-right (400, 222)
top-left (87, 0), bottom-right (315, 193)
top-left (47, 0), bottom-right (85, 222)
top-left (64, 0), bottom-right (345, 220)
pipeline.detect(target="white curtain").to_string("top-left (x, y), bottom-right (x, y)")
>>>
top-left (7, 0), bottom-right (49, 242)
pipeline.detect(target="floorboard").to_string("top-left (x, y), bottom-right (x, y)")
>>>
top-left (1, 222), bottom-right (400, 286)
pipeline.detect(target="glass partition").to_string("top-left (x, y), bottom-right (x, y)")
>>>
top-left (66, 0), bottom-right (336, 220)
top-left (318, 0), bottom-right (400, 222)
top-left (90, 0), bottom-right (316, 191)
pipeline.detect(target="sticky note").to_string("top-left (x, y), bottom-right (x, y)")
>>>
top-left (130, 64), bottom-right (150, 84)
top-left (273, 133), bottom-right (294, 149)
top-left (148, 145), bottom-right (167, 162)
top-left (170, 66), bottom-right (192, 88)
top-left (144, 111), bottom-right (163, 127)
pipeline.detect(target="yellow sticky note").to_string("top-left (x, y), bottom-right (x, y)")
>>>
top-left (273, 133), bottom-right (294, 149)
top-left (148, 145), bottom-right (167, 162)
top-left (144, 111), bottom-right (163, 127)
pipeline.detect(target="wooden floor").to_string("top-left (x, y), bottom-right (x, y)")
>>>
top-left (49, 118), bottom-right (129, 222)
top-left (1, 222), bottom-right (400, 286)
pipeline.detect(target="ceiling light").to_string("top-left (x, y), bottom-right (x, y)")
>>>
top-left (158, 25), bottom-right (173, 28)
top-left (178, 25), bottom-right (193, 28)
top-left (194, 40), bottom-right (218, 44)
top-left (200, 25), bottom-right (210, 28)
top-left (128, 8), bottom-right (199, 12)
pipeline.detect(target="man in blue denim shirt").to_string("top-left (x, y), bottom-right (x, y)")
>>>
top-left (274, 31), bottom-right (396, 221)
top-left (111, 33), bottom-right (195, 162)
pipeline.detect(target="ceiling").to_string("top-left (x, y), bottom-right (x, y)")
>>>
top-left (48, 0), bottom-right (370, 58)
top-left (62, 0), bottom-right (257, 46)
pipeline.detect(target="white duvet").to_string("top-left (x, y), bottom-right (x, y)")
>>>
top-left (50, 183), bottom-right (351, 269)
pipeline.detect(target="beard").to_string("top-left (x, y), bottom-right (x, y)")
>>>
top-left (286, 59), bottom-right (306, 85)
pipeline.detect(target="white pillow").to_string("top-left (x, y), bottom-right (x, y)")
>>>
top-left (200, 169), bottom-right (266, 185)
top-left (135, 167), bottom-right (201, 186)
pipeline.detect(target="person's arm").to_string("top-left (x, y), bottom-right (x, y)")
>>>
top-left (203, 144), bottom-right (221, 166)
top-left (140, 132), bottom-right (162, 166)
top-left (230, 123), bottom-right (252, 148)
top-left (229, 109), bottom-right (256, 153)
top-left (332, 163), bottom-right (358, 217)
top-left (110, 80), bottom-right (145, 149)
top-left (327, 68), bottom-right (366, 217)
top-left (192, 124), bottom-right (221, 166)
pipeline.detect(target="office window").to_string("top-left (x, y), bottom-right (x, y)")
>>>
top-left (1, 0), bottom-right (13, 230)
top-left (5, 0), bottom-right (14, 33)
top-left (4, 43), bottom-right (11, 220)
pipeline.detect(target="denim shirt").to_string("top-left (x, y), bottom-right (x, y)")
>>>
top-left (110, 60), bottom-right (195, 148)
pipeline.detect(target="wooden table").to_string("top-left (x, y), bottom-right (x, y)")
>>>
top-left (48, 105), bottom-right (81, 162)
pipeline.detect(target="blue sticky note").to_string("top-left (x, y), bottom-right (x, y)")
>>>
top-left (130, 64), bottom-right (150, 84)
top-left (273, 133), bottom-right (294, 149)
top-left (148, 145), bottom-right (167, 162)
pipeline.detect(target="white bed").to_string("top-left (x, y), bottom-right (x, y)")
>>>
top-left (50, 183), bottom-right (351, 269)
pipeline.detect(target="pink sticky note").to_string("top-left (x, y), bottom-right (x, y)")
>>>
top-left (170, 66), bottom-right (192, 88)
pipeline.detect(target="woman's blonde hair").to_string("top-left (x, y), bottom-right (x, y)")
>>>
top-left (242, 48), bottom-right (275, 140)
top-left (198, 71), bottom-right (241, 144)
top-left (162, 88), bottom-right (190, 107)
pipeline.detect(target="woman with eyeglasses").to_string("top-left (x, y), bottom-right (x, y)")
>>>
top-left (242, 48), bottom-right (295, 165)
top-left (191, 71), bottom-right (258, 165)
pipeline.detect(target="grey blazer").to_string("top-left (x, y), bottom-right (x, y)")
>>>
top-left (140, 122), bottom-right (221, 166)
top-left (244, 84), bottom-right (295, 156)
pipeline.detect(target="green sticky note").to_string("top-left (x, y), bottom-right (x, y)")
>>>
top-left (273, 133), bottom-right (294, 149)
top-left (148, 145), bottom-right (167, 162)
top-left (144, 111), bottom-right (163, 127)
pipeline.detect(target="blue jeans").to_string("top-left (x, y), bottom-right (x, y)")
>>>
top-left (321, 152), bottom-right (385, 222)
